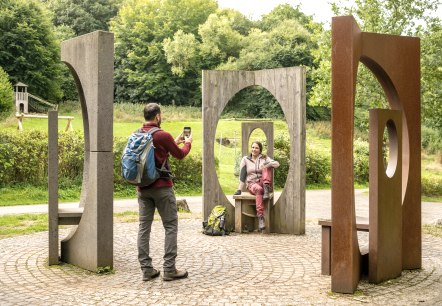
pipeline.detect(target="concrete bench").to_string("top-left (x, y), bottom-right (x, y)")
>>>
top-left (318, 219), bottom-right (369, 275)
top-left (58, 207), bottom-right (84, 225)
top-left (233, 191), bottom-right (273, 234)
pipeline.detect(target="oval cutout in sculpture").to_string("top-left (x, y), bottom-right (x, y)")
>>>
top-left (214, 86), bottom-right (289, 206)
top-left (384, 119), bottom-right (399, 178)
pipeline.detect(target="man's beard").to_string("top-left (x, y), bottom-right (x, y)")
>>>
top-left (157, 119), bottom-right (161, 127)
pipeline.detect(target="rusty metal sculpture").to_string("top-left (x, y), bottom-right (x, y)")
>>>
top-left (330, 16), bottom-right (421, 293)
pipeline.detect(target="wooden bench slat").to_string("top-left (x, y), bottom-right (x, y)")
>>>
top-left (233, 192), bottom-right (274, 200)
top-left (318, 219), bottom-right (369, 232)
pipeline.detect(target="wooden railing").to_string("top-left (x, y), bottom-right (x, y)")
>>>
top-left (16, 113), bottom-right (74, 132)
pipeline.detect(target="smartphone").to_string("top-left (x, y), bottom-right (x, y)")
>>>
top-left (183, 127), bottom-right (191, 138)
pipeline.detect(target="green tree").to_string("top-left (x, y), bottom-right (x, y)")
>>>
top-left (216, 7), bottom-right (319, 118)
top-left (0, 0), bottom-right (63, 101)
top-left (44, 0), bottom-right (122, 36)
top-left (163, 4), bottom-right (321, 117)
top-left (110, 0), bottom-right (217, 105)
top-left (0, 67), bottom-right (14, 118)
top-left (421, 22), bottom-right (442, 133)
top-left (311, 0), bottom-right (441, 128)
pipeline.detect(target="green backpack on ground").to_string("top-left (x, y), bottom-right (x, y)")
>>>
top-left (203, 205), bottom-right (229, 236)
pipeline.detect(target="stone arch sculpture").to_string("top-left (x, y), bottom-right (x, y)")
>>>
top-left (331, 16), bottom-right (421, 293)
top-left (202, 68), bottom-right (306, 234)
top-left (49, 31), bottom-right (114, 271)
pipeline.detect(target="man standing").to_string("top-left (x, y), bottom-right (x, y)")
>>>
top-left (137, 103), bottom-right (192, 281)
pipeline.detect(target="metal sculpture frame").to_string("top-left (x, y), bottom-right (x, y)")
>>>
top-left (331, 16), bottom-right (421, 293)
top-left (49, 31), bottom-right (114, 271)
top-left (202, 68), bottom-right (306, 234)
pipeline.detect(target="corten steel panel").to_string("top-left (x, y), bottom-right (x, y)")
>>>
top-left (59, 31), bottom-right (114, 271)
top-left (331, 16), bottom-right (420, 293)
top-left (369, 109), bottom-right (402, 283)
top-left (202, 68), bottom-right (306, 234)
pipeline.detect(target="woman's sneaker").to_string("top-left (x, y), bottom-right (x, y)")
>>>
top-left (163, 269), bottom-right (188, 281)
top-left (258, 215), bottom-right (266, 231)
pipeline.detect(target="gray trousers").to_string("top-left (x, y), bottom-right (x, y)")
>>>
top-left (137, 187), bottom-right (178, 273)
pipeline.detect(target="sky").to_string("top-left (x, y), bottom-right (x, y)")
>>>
top-left (217, 0), bottom-right (442, 25)
top-left (217, 0), bottom-right (341, 24)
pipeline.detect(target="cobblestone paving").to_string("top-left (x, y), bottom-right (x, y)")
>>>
top-left (0, 220), bottom-right (441, 305)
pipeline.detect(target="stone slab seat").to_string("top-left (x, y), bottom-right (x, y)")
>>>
top-left (318, 219), bottom-right (369, 276)
top-left (233, 191), bottom-right (273, 234)
top-left (58, 207), bottom-right (84, 225)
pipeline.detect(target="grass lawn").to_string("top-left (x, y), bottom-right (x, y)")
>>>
top-left (0, 210), bottom-right (199, 240)
top-left (1, 104), bottom-right (441, 205)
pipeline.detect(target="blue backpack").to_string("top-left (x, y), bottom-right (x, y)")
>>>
top-left (121, 127), bottom-right (166, 186)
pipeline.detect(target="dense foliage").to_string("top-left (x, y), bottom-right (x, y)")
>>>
top-left (0, 0), bottom-right (63, 101)
top-left (310, 0), bottom-right (442, 135)
top-left (44, 0), bottom-right (122, 36)
top-left (110, 0), bottom-right (218, 105)
top-left (0, 67), bottom-right (13, 118)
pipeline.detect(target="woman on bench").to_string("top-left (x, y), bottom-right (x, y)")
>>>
top-left (234, 141), bottom-right (279, 230)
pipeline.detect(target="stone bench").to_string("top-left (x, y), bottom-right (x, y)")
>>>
top-left (233, 191), bottom-right (273, 234)
top-left (58, 207), bottom-right (84, 225)
top-left (318, 219), bottom-right (369, 275)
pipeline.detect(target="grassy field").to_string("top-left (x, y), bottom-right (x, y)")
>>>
top-left (1, 102), bottom-right (441, 205)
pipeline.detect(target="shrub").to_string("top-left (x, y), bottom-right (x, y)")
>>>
top-left (273, 131), bottom-right (331, 187)
top-left (0, 130), bottom-right (48, 185)
top-left (422, 126), bottom-right (442, 155)
top-left (169, 153), bottom-right (202, 192)
top-left (305, 145), bottom-right (331, 185)
top-left (0, 67), bottom-right (14, 118)
top-left (353, 139), bottom-right (369, 183)
top-left (422, 175), bottom-right (442, 197)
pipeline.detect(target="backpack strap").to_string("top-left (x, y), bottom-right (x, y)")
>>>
top-left (144, 127), bottom-right (169, 172)
top-left (146, 127), bottom-right (161, 135)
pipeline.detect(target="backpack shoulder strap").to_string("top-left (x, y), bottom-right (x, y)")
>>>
top-left (147, 127), bottom-right (161, 135)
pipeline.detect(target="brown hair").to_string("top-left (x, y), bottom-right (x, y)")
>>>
top-left (143, 103), bottom-right (161, 121)
top-left (251, 141), bottom-right (267, 158)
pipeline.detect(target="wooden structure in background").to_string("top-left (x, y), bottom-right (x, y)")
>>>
top-left (233, 122), bottom-right (274, 234)
top-left (202, 67), bottom-right (306, 234)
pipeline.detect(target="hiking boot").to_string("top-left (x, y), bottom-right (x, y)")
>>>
top-left (142, 268), bottom-right (160, 281)
top-left (258, 215), bottom-right (266, 231)
top-left (263, 184), bottom-right (270, 200)
top-left (163, 269), bottom-right (188, 281)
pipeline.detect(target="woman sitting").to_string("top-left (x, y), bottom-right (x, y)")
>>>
top-left (234, 141), bottom-right (279, 231)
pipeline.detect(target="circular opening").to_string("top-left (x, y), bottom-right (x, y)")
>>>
top-left (214, 86), bottom-right (289, 205)
top-left (384, 119), bottom-right (399, 178)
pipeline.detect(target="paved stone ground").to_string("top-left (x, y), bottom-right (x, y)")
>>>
top-left (1, 218), bottom-right (442, 305)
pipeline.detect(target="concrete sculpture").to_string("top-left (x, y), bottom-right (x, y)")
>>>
top-left (234, 122), bottom-right (274, 233)
top-left (330, 16), bottom-right (421, 293)
top-left (202, 68), bottom-right (306, 234)
top-left (48, 31), bottom-right (114, 271)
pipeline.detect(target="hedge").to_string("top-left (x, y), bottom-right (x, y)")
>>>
top-left (0, 130), bottom-right (202, 192)
top-left (0, 130), bottom-right (440, 197)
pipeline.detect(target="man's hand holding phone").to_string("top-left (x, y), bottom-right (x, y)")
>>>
top-left (183, 127), bottom-right (192, 144)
